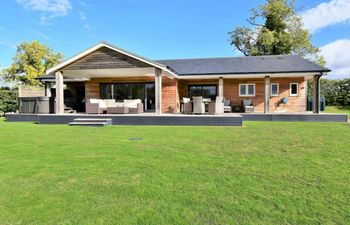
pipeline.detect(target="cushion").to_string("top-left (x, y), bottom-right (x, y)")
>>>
top-left (89, 99), bottom-right (106, 108)
top-left (89, 99), bottom-right (101, 104)
top-left (182, 97), bottom-right (190, 103)
top-left (104, 99), bottom-right (117, 108)
top-left (115, 102), bottom-right (125, 107)
top-left (124, 99), bottom-right (141, 108)
top-left (243, 99), bottom-right (252, 106)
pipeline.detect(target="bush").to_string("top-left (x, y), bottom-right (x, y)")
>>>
top-left (308, 78), bottom-right (350, 106)
top-left (0, 87), bottom-right (18, 115)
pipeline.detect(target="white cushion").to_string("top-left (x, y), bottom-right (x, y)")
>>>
top-left (124, 99), bottom-right (141, 108)
top-left (243, 99), bottom-right (252, 106)
top-left (89, 99), bottom-right (101, 104)
top-left (115, 102), bottom-right (125, 107)
top-left (182, 97), bottom-right (190, 103)
top-left (104, 99), bottom-right (117, 108)
top-left (89, 99), bottom-right (106, 108)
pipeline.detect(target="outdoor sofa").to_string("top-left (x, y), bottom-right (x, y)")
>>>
top-left (86, 99), bottom-right (143, 114)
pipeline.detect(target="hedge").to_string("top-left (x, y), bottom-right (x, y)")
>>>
top-left (308, 78), bottom-right (350, 106)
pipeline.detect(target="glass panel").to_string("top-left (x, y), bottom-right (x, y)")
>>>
top-left (202, 86), bottom-right (217, 100)
top-left (189, 86), bottom-right (203, 97)
top-left (248, 84), bottom-right (254, 95)
top-left (100, 84), bottom-right (113, 99)
top-left (132, 83), bottom-right (145, 100)
top-left (114, 84), bottom-right (128, 101)
top-left (271, 84), bottom-right (278, 95)
top-left (145, 83), bottom-right (155, 111)
top-left (291, 84), bottom-right (298, 95)
top-left (240, 84), bottom-right (246, 96)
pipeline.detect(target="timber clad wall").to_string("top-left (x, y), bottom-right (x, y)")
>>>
top-left (222, 77), bottom-right (306, 113)
top-left (162, 77), bottom-right (178, 113)
top-left (83, 76), bottom-right (306, 113)
top-left (63, 47), bottom-right (149, 70)
top-left (178, 77), bottom-right (306, 113)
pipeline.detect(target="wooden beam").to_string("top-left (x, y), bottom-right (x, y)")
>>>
top-left (55, 71), bottom-right (64, 114)
top-left (155, 68), bottom-right (162, 114)
top-left (313, 75), bottom-right (321, 114)
top-left (264, 76), bottom-right (270, 113)
top-left (218, 77), bottom-right (224, 97)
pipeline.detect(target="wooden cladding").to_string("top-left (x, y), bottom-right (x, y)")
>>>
top-left (84, 76), bottom-right (307, 114)
top-left (63, 47), bottom-right (150, 70)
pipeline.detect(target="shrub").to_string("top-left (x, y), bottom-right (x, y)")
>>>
top-left (0, 87), bottom-right (18, 115)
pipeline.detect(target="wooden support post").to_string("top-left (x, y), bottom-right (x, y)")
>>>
top-left (155, 68), bottom-right (162, 114)
top-left (219, 77), bottom-right (224, 97)
top-left (55, 71), bottom-right (64, 114)
top-left (313, 75), bottom-right (321, 114)
top-left (264, 76), bottom-right (270, 113)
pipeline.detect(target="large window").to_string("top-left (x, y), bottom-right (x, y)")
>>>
top-left (239, 83), bottom-right (255, 96)
top-left (188, 85), bottom-right (217, 100)
top-left (271, 83), bottom-right (279, 96)
top-left (290, 83), bottom-right (298, 96)
top-left (100, 83), bottom-right (155, 111)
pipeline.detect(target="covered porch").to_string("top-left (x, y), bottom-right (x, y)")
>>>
top-left (42, 42), bottom-right (176, 115)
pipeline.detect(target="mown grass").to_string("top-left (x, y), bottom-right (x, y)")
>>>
top-left (0, 118), bottom-right (349, 224)
top-left (325, 105), bottom-right (350, 117)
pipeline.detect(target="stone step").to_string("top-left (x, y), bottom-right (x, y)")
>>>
top-left (73, 118), bottom-right (112, 125)
top-left (68, 121), bottom-right (109, 127)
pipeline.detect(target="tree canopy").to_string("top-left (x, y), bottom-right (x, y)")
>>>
top-left (229, 0), bottom-right (324, 65)
top-left (1, 40), bottom-right (62, 86)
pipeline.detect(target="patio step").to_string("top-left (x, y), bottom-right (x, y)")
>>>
top-left (68, 118), bottom-right (112, 126)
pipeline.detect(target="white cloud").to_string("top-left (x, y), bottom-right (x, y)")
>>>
top-left (301, 0), bottom-right (350, 33)
top-left (17, 0), bottom-right (72, 17)
top-left (321, 39), bottom-right (350, 79)
top-left (78, 11), bottom-right (86, 21)
top-left (0, 38), bottom-right (17, 49)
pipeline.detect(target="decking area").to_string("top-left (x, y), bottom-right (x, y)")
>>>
top-left (5, 112), bottom-right (348, 126)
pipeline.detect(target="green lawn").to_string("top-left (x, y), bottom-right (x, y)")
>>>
top-left (325, 106), bottom-right (350, 116)
top-left (0, 119), bottom-right (349, 225)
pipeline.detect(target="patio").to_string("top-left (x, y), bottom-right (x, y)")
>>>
top-left (5, 112), bottom-right (348, 126)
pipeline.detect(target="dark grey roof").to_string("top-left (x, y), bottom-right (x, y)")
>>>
top-left (37, 54), bottom-right (330, 80)
top-left (156, 55), bottom-right (330, 75)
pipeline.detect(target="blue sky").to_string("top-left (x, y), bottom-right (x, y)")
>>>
top-left (1, 0), bottom-right (350, 79)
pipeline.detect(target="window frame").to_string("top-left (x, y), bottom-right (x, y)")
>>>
top-left (239, 83), bottom-right (255, 97)
top-left (270, 83), bottom-right (279, 97)
top-left (289, 83), bottom-right (299, 96)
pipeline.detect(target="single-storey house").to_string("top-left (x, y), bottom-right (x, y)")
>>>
top-left (38, 41), bottom-right (330, 115)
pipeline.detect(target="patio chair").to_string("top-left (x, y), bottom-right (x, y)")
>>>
top-left (243, 99), bottom-right (254, 113)
top-left (193, 96), bottom-right (205, 114)
top-left (224, 99), bottom-right (232, 113)
top-left (124, 99), bottom-right (144, 114)
top-left (181, 97), bottom-right (192, 114)
top-left (208, 96), bottom-right (224, 114)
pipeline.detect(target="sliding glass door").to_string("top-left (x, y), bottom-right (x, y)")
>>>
top-left (100, 83), bottom-right (155, 111)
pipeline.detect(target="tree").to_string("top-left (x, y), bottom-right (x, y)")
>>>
top-left (0, 87), bottom-right (18, 116)
top-left (1, 40), bottom-right (62, 86)
top-left (229, 0), bottom-right (324, 65)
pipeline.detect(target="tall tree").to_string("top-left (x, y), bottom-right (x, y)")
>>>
top-left (1, 40), bottom-right (62, 86)
top-left (229, 0), bottom-right (324, 65)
